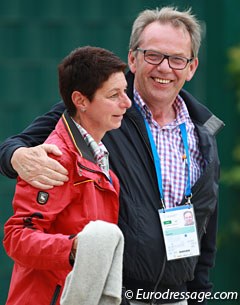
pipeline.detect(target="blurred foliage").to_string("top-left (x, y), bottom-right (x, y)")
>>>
top-left (221, 46), bottom-right (240, 187)
top-left (227, 46), bottom-right (240, 111)
top-left (218, 45), bottom-right (240, 247)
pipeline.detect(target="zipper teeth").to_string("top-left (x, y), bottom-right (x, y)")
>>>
top-left (77, 163), bottom-right (113, 188)
top-left (199, 215), bottom-right (210, 237)
top-left (129, 114), bottom-right (169, 296)
top-left (50, 285), bottom-right (61, 305)
top-left (78, 162), bottom-right (100, 174)
top-left (150, 256), bottom-right (167, 305)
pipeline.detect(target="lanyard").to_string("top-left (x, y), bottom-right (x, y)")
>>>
top-left (144, 118), bottom-right (192, 208)
top-left (179, 123), bottom-right (192, 198)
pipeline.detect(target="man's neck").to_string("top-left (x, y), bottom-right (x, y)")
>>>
top-left (133, 88), bottom-right (177, 127)
top-left (148, 103), bottom-right (176, 127)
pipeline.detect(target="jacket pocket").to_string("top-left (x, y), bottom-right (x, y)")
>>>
top-left (50, 284), bottom-right (61, 305)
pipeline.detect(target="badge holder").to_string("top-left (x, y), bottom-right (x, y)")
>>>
top-left (159, 197), bottom-right (200, 261)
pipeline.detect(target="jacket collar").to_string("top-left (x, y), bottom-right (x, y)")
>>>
top-left (125, 70), bottom-right (224, 136)
top-left (61, 110), bottom-right (96, 164)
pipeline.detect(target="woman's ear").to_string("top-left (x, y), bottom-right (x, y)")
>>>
top-left (71, 91), bottom-right (87, 112)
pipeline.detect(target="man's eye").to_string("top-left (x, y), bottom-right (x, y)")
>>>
top-left (147, 53), bottom-right (160, 60)
top-left (171, 56), bottom-right (186, 64)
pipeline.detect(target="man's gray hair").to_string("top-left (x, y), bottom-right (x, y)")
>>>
top-left (129, 7), bottom-right (202, 58)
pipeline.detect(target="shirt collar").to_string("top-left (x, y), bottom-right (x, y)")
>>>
top-left (71, 118), bottom-right (109, 158)
top-left (133, 88), bottom-right (191, 127)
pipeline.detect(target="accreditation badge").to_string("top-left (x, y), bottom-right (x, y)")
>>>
top-left (159, 205), bottom-right (200, 260)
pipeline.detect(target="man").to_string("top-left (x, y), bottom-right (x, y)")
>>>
top-left (0, 7), bottom-right (224, 305)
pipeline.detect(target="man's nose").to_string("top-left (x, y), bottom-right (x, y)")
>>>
top-left (157, 57), bottom-right (171, 70)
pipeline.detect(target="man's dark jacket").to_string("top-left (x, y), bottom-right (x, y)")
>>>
top-left (0, 71), bottom-right (224, 304)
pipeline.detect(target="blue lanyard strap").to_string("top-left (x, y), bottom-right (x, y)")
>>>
top-left (135, 104), bottom-right (192, 207)
top-left (179, 123), bottom-right (192, 198)
top-left (145, 119), bottom-right (192, 207)
top-left (144, 119), bottom-right (165, 207)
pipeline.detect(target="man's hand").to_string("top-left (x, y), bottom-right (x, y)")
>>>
top-left (11, 144), bottom-right (69, 189)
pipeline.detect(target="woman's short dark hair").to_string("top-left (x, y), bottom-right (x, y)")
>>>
top-left (58, 46), bottom-right (127, 116)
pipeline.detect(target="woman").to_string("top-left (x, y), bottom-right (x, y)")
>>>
top-left (3, 46), bottom-right (131, 305)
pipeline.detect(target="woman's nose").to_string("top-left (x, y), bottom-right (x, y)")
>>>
top-left (120, 94), bottom-right (132, 108)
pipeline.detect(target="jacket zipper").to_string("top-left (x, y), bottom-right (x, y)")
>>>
top-left (150, 256), bottom-right (167, 305)
top-left (78, 162), bottom-right (100, 174)
top-left (199, 215), bottom-right (210, 238)
top-left (77, 162), bottom-right (112, 189)
top-left (50, 284), bottom-right (61, 305)
top-left (129, 114), bottom-right (173, 300)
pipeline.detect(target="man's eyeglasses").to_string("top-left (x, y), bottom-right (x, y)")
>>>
top-left (136, 48), bottom-right (193, 70)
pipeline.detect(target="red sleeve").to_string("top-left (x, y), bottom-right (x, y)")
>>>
top-left (3, 158), bottom-right (74, 271)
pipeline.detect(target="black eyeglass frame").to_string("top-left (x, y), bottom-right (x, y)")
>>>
top-left (136, 48), bottom-right (193, 70)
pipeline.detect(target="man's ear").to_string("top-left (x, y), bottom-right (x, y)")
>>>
top-left (128, 49), bottom-right (137, 74)
top-left (186, 57), bottom-right (198, 81)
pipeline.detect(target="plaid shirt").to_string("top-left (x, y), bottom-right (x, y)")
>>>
top-left (134, 89), bottom-right (205, 208)
top-left (72, 119), bottom-right (110, 179)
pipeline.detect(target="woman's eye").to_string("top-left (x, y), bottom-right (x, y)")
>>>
top-left (110, 93), bottom-right (118, 99)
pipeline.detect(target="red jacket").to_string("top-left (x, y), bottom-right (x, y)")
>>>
top-left (3, 111), bottom-right (120, 305)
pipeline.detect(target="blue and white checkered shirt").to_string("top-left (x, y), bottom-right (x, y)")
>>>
top-left (134, 89), bottom-right (205, 208)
